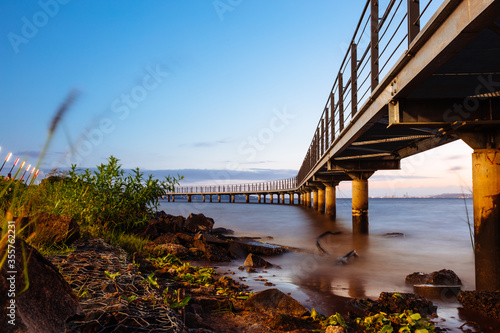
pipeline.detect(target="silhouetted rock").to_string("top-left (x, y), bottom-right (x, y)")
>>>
top-left (246, 288), bottom-right (310, 317)
top-left (406, 269), bottom-right (462, 285)
top-left (211, 227), bottom-right (234, 235)
top-left (0, 239), bottom-right (82, 332)
top-left (350, 292), bottom-right (437, 316)
top-left (184, 213), bottom-right (214, 233)
top-left (243, 253), bottom-right (273, 268)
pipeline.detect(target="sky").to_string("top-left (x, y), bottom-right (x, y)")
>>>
top-left (0, 0), bottom-right (473, 196)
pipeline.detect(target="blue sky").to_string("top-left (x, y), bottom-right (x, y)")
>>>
top-left (0, 0), bottom-right (472, 196)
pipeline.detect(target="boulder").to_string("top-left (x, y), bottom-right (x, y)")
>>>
top-left (19, 212), bottom-right (80, 245)
top-left (234, 240), bottom-right (284, 256)
top-left (193, 240), bottom-right (231, 262)
top-left (243, 253), bottom-right (273, 268)
top-left (0, 239), bottom-right (82, 332)
top-left (184, 213), bottom-right (214, 233)
top-left (153, 233), bottom-right (181, 245)
top-left (351, 292), bottom-right (437, 316)
top-left (211, 227), bottom-right (234, 235)
top-left (144, 242), bottom-right (188, 257)
top-left (406, 269), bottom-right (462, 286)
top-left (246, 288), bottom-right (310, 317)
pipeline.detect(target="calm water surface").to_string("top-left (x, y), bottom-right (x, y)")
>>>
top-left (159, 198), bottom-right (484, 331)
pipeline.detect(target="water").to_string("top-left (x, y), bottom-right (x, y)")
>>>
top-left (158, 197), bottom-right (488, 331)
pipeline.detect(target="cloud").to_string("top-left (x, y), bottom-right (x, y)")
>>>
top-left (143, 168), bottom-right (298, 183)
top-left (179, 139), bottom-right (231, 148)
top-left (371, 174), bottom-right (437, 181)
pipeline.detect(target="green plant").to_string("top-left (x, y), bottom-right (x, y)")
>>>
top-left (142, 273), bottom-right (159, 289)
top-left (355, 310), bottom-right (436, 333)
top-left (162, 287), bottom-right (191, 309)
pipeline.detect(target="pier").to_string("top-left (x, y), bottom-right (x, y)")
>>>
top-left (167, 0), bottom-right (500, 292)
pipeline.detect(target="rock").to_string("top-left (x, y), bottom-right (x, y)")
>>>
top-left (0, 239), bottom-right (82, 332)
top-left (267, 313), bottom-right (319, 331)
top-left (144, 242), bottom-right (188, 257)
top-left (246, 288), bottom-right (310, 317)
top-left (326, 325), bottom-right (346, 333)
top-left (160, 243), bottom-right (189, 257)
top-left (378, 292), bottom-right (437, 316)
top-left (458, 290), bottom-right (500, 319)
top-left (20, 212), bottom-right (80, 245)
top-left (406, 269), bottom-right (462, 286)
top-left (246, 267), bottom-right (257, 273)
top-left (202, 233), bottom-right (228, 244)
top-left (193, 240), bottom-right (231, 262)
top-left (405, 272), bottom-right (428, 285)
top-left (184, 213), bottom-right (214, 233)
top-left (177, 232), bottom-right (195, 245)
top-left (185, 311), bottom-right (212, 329)
top-left (153, 233), bottom-right (181, 245)
top-left (135, 215), bottom-right (184, 239)
top-left (234, 240), bottom-right (284, 256)
top-left (243, 253), bottom-right (273, 268)
top-left (211, 227), bottom-right (234, 235)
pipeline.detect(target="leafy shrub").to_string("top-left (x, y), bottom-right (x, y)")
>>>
top-left (8, 156), bottom-right (181, 233)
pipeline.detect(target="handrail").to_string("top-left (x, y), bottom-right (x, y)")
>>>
top-left (296, 0), bottom-right (441, 186)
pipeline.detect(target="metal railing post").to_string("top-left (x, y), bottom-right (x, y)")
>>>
top-left (407, 0), bottom-right (420, 45)
top-left (351, 43), bottom-right (358, 116)
top-left (338, 73), bottom-right (344, 131)
top-left (371, 0), bottom-right (379, 91)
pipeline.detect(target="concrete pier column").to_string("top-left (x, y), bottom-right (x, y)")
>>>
top-left (277, 194), bottom-right (280, 204)
top-left (352, 179), bottom-right (369, 234)
top-left (203, 195), bottom-right (206, 203)
top-left (246, 194), bottom-right (250, 203)
top-left (306, 191), bottom-right (311, 207)
top-left (270, 194), bottom-right (274, 204)
top-left (172, 195), bottom-right (175, 202)
top-left (263, 194), bottom-right (266, 203)
top-left (258, 194), bottom-right (261, 203)
top-left (325, 184), bottom-right (337, 219)
top-left (187, 195), bottom-right (192, 203)
top-left (281, 193), bottom-right (285, 204)
top-left (459, 130), bottom-right (500, 291)
top-left (290, 193), bottom-right (294, 205)
top-left (471, 148), bottom-right (500, 291)
top-left (231, 194), bottom-right (235, 203)
top-left (218, 195), bottom-right (221, 203)
top-left (168, 195), bottom-right (171, 202)
top-left (318, 188), bottom-right (325, 213)
top-left (312, 189), bottom-right (319, 210)
top-left (210, 195), bottom-right (212, 203)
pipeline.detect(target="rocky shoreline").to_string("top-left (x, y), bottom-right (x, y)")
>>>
top-left (2, 211), bottom-right (500, 332)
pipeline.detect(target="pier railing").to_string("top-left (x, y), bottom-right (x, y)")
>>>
top-left (297, 0), bottom-right (442, 185)
top-left (172, 176), bottom-right (298, 194)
